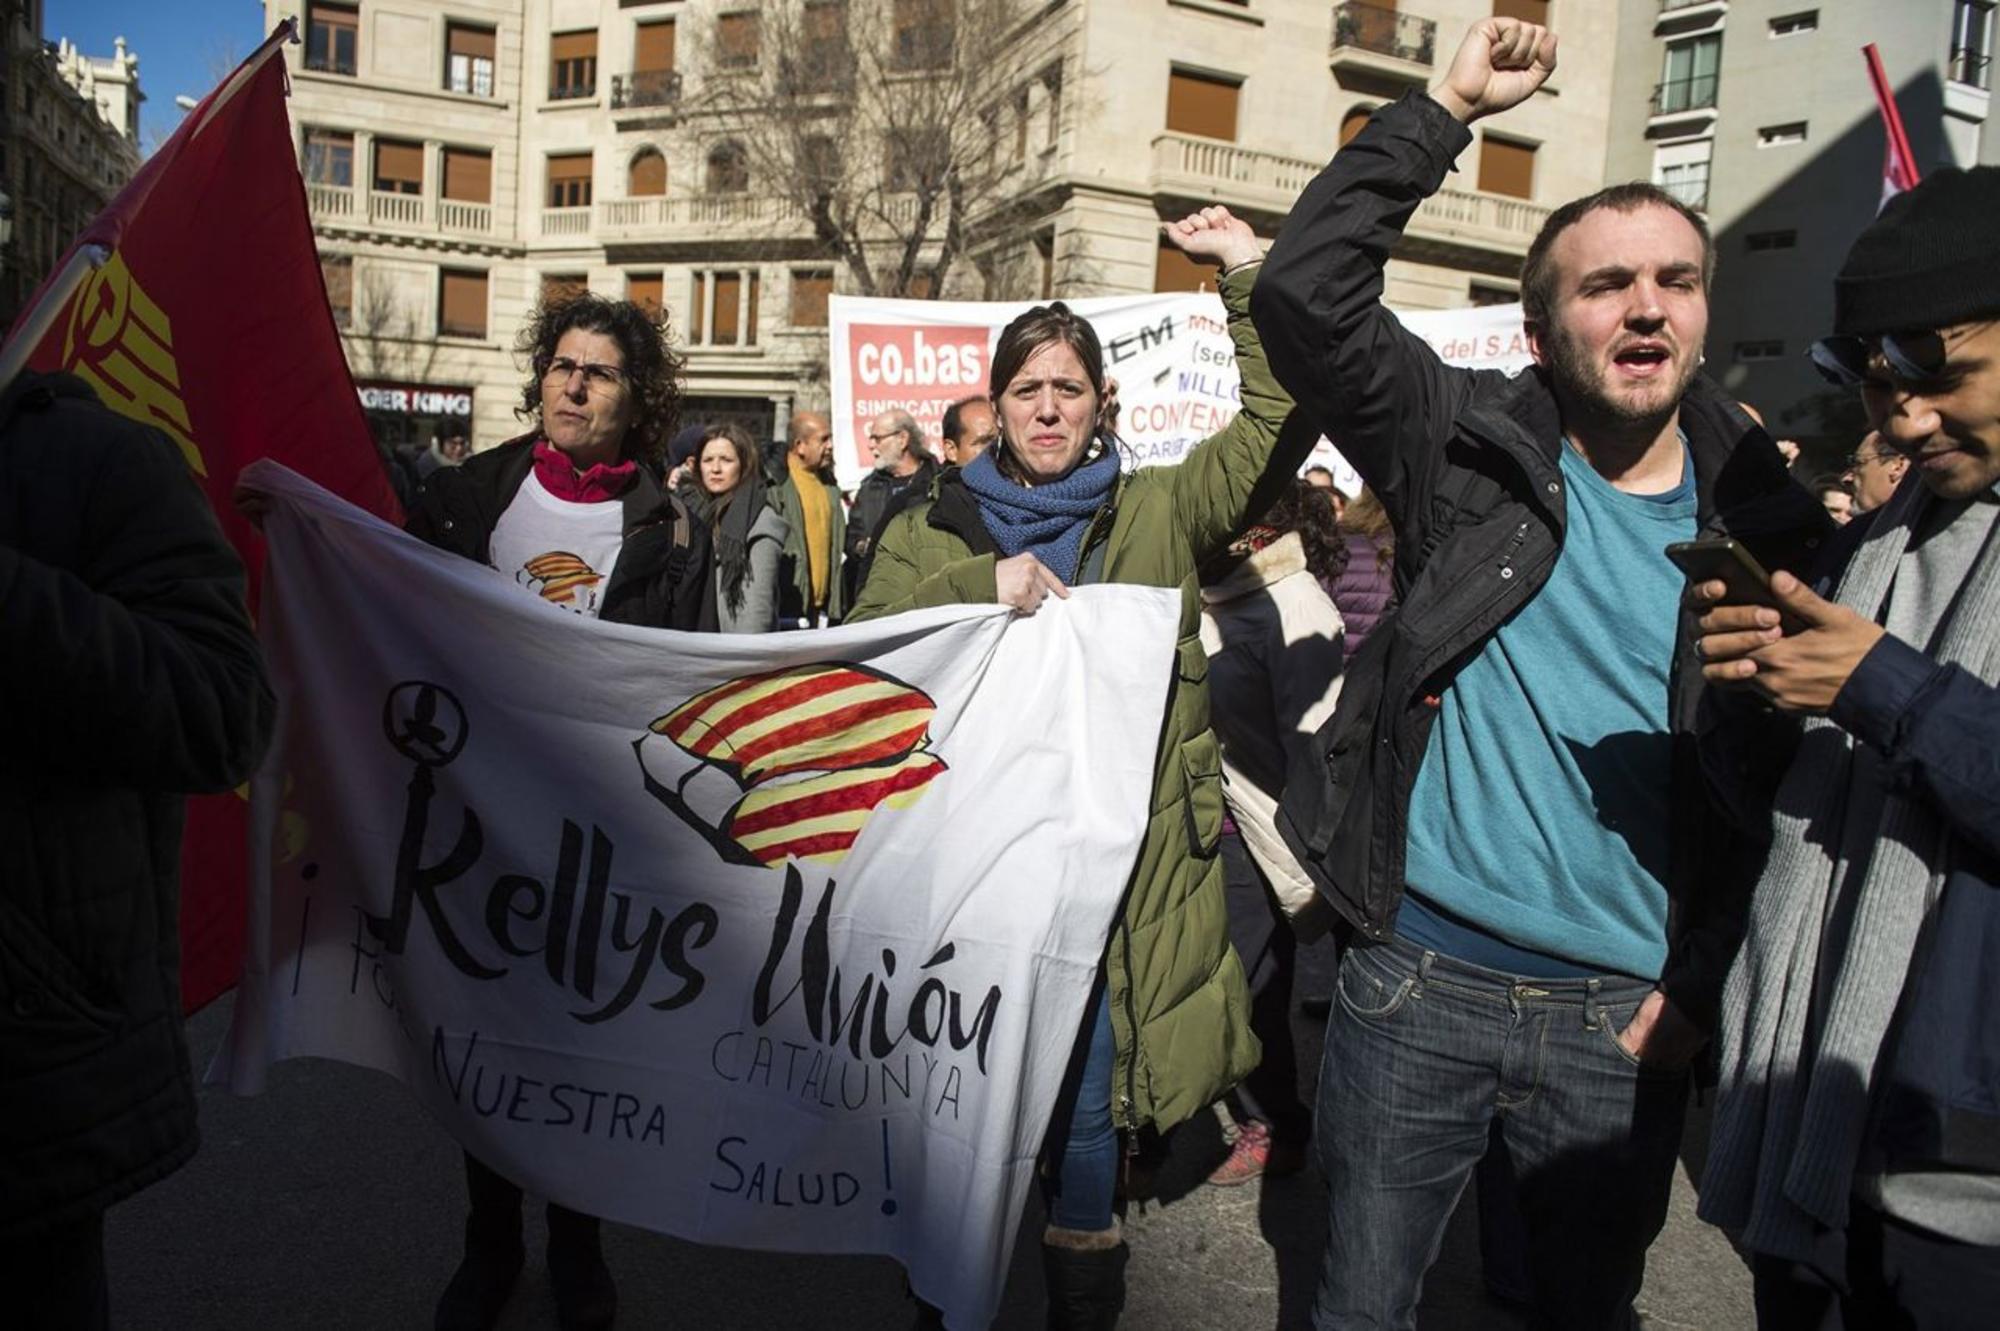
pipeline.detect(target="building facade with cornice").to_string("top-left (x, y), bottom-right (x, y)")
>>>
top-left (268, 0), bottom-right (1613, 454)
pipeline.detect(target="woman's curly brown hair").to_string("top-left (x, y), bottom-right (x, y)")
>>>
top-left (515, 291), bottom-right (684, 467)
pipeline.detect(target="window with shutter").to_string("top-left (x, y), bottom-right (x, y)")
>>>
top-left (713, 273), bottom-right (742, 345)
top-left (442, 148), bottom-right (492, 203)
top-left (1492, 0), bottom-right (1548, 23)
top-left (627, 273), bottom-right (664, 318)
top-left (1339, 105), bottom-right (1374, 147)
top-left (439, 270), bottom-right (489, 338)
top-left (304, 129), bottom-right (354, 186)
top-left (323, 256), bottom-right (353, 327)
top-left (306, 3), bottom-right (358, 76)
top-left (547, 153), bottom-right (594, 208)
top-left (1154, 239), bottom-right (1212, 293)
top-left (1166, 69), bottom-right (1240, 142)
top-left (628, 148), bottom-right (667, 197)
top-left (790, 271), bottom-right (833, 327)
top-left (718, 12), bottom-right (761, 69)
top-left (1478, 136), bottom-right (1535, 199)
top-left (634, 21), bottom-right (675, 72)
top-left (374, 140), bottom-right (424, 195)
top-left (550, 30), bottom-right (598, 100)
top-left (446, 25), bottom-right (496, 96)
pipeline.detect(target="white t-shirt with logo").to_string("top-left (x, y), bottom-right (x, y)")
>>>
top-left (488, 471), bottom-right (626, 619)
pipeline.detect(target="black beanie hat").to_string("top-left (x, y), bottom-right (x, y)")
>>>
top-left (667, 423), bottom-right (707, 468)
top-left (1835, 166), bottom-right (2000, 336)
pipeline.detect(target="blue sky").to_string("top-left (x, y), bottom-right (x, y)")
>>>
top-left (47, 0), bottom-right (268, 150)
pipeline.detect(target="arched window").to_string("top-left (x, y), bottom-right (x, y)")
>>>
top-left (705, 141), bottom-right (749, 194)
top-left (1339, 105), bottom-right (1374, 148)
top-left (628, 146), bottom-right (667, 197)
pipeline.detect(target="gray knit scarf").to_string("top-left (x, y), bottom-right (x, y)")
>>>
top-left (1701, 477), bottom-right (2000, 1260)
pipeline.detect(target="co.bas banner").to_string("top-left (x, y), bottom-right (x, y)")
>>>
top-left (214, 462), bottom-right (1182, 1330)
top-left (828, 290), bottom-right (1530, 493)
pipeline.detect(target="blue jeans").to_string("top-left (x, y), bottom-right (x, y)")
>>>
top-left (1041, 986), bottom-right (1118, 1231)
top-left (1311, 937), bottom-right (1688, 1330)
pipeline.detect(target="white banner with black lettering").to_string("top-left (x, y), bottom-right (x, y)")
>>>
top-left (214, 462), bottom-right (1180, 1331)
top-left (827, 291), bottom-right (1531, 493)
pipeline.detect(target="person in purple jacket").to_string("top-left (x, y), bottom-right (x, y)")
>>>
top-left (1327, 484), bottom-right (1395, 664)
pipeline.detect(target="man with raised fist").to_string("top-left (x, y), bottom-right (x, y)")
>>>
top-left (1252, 18), bottom-right (1826, 1328)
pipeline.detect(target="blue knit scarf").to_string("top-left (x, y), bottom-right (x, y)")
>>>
top-left (959, 444), bottom-right (1120, 584)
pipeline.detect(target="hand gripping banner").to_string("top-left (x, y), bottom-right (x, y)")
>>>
top-left (214, 463), bottom-right (1180, 1329)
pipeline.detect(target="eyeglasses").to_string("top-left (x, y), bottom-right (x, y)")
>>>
top-left (544, 357), bottom-right (626, 393)
top-left (1809, 321), bottom-right (1993, 387)
top-left (867, 428), bottom-right (906, 442)
top-left (1845, 448), bottom-right (1893, 469)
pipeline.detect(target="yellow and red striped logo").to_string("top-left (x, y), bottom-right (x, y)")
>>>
top-left (643, 663), bottom-right (948, 868)
top-left (520, 551), bottom-right (603, 605)
top-left (654, 664), bottom-right (936, 786)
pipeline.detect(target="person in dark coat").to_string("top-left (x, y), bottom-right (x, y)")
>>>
top-left (1695, 164), bottom-right (2000, 1330)
top-left (407, 291), bottom-right (714, 1331)
top-left (1252, 17), bottom-right (1829, 1326)
top-left (0, 371), bottom-right (274, 1329)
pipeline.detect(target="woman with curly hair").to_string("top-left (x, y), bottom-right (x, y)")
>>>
top-left (405, 291), bottom-right (716, 1331)
top-left (408, 290), bottom-right (716, 632)
top-left (692, 422), bottom-right (790, 632)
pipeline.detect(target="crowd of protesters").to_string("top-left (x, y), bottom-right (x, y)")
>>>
top-left (8, 12), bottom-right (1999, 1331)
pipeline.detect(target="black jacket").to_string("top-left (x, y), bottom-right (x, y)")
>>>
top-left (1252, 93), bottom-right (1829, 1033)
top-left (406, 434), bottom-right (718, 632)
top-left (843, 458), bottom-right (938, 611)
top-left (0, 372), bottom-right (273, 1238)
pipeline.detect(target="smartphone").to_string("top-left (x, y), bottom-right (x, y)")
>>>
top-left (1664, 538), bottom-right (1804, 632)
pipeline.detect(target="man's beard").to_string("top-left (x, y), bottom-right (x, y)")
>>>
top-left (1543, 322), bottom-right (1698, 436)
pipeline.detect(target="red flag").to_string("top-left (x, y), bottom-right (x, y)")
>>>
top-left (1863, 43), bottom-right (1922, 209)
top-left (2, 24), bottom-right (399, 1012)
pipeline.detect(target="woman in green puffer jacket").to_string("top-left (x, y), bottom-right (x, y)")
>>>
top-left (847, 206), bottom-right (1314, 1329)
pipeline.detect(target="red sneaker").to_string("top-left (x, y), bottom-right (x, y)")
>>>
top-left (1208, 1121), bottom-right (1273, 1187)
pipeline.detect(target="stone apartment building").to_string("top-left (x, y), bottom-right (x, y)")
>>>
top-left (0, 0), bottom-right (143, 325)
top-left (1604, 0), bottom-right (1999, 453)
top-left (270, 0), bottom-right (1617, 452)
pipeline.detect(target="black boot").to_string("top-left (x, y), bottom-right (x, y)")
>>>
top-left (436, 1154), bottom-right (525, 1331)
top-left (1042, 1227), bottom-right (1128, 1331)
top-left (547, 1203), bottom-right (617, 1331)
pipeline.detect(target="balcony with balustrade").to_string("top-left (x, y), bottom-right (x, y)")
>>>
top-left (1329, 2), bottom-right (1436, 84)
top-left (304, 181), bottom-right (501, 243)
top-left (1150, 133), bottom-right (1550, 259)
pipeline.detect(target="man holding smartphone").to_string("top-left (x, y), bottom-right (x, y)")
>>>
top-left (1697, 167), bottom-right (2000, 1326)
top-left (1252, 17), bottom-right (1826, 1328)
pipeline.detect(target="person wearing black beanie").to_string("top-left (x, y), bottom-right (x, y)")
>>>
top-left (1697, 162), bottom-right (2000, 1329)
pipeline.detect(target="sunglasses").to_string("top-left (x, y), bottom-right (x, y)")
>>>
top-left (1808, 330), bottom-right (1953, 387)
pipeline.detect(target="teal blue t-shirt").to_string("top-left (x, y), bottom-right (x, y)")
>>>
top-left (1401, 441), bottom-right (1697, 980)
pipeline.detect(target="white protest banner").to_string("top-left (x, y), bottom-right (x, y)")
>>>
top-left (828, 292), bottom-right (1530, 495)
top-left (214, 462), bottom-right (1182, 1330)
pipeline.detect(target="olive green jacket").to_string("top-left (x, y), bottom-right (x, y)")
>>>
top-left (847, 268), bottom-right (1312, 1132)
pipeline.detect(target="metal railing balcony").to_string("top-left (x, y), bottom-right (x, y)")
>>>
top-left (1651, 74), bottom-right (1719, 116)
top-left (1331, 2), bottom-right (1437, 67)
top-left (611, 69), bottom-right (683, 109)
top-left (1949, 45), bottom-right (1992, 91)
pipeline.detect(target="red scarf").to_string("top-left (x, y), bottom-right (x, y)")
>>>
top-left (532, 439), bottom-right (639, 504)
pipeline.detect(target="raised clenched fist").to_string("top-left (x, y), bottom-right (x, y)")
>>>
top-left (1430, 18), bottom-right (1558, 124)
